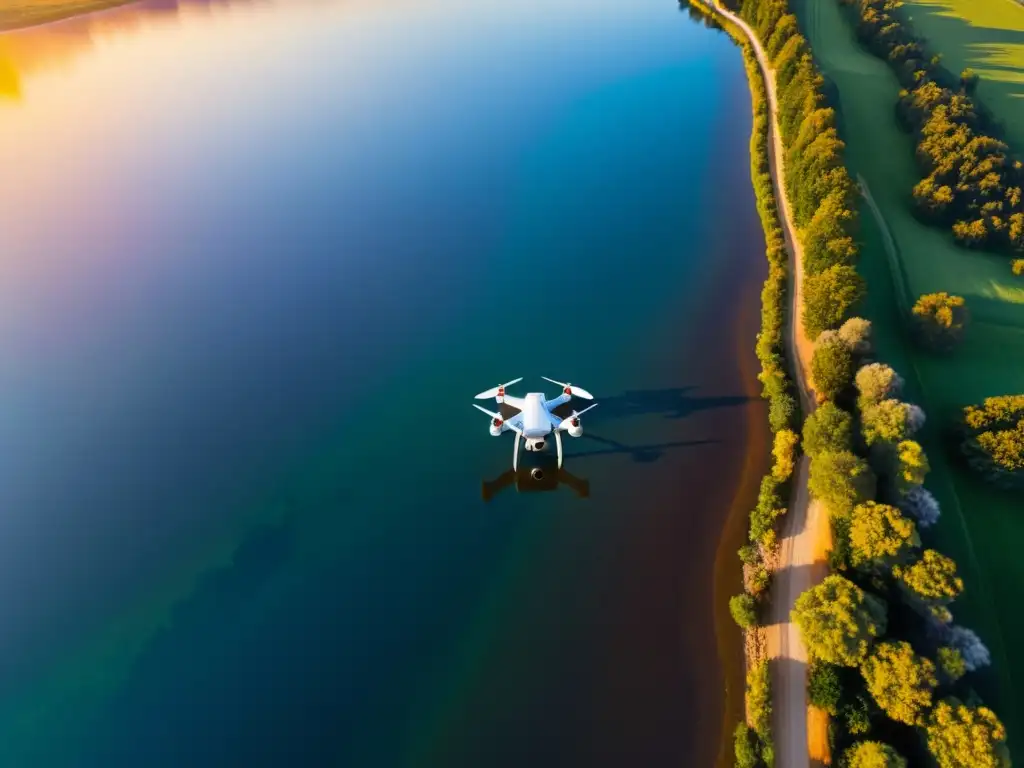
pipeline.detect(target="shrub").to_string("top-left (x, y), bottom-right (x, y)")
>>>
top-left (750, 475), bottom-right (787, 543)
top-left (926, 698), bottom-right (1011, 768)
top-left (912, 293), bottom-right (969, 351)
top-left (747, 660), bottom-right (772, 737)
top-left (730, 593), bottom-right (760, 629)
top-left (792, 575), bottom-right (887, 666)
top-left (812, 337), bottom-right (856, 401)
top-left (894, 549), bottom-right (962, 604)
top-left (808, 661), bottom-right (842, 715)
top-left (802, 402), bottom-right (854, 458)
top-left (862, 399), bottom-right (918, 447)
top-left (809, 450), bottom-right (876, 517)
top-left (772, 429), bottom-right (799, 480)
top-left (855, 363), bottom-right (904, 407)
top-left (960, 67), bottom-right (979, 94)
top-left (769, 390), bottom-right (799, 433)
top-left (961, 395), bottom-right (1024, 490)
top-left (861, 641), bottom-right (938, 725)
top-left (1012, 259), bottom-right (1024, 276)
top-left (899, 485), bottom-right (940, 528)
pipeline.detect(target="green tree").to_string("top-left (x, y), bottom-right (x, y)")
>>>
top-left (812, 337), bottom-right (855, 401)
top-left (769, 390), bottom-right (798, 433)
top-left (730, 593), bottom-right (759, 629)
top-left (861, 641), bottom-right (937, 725)
top-left (912, 292), bottom-right (969, 351)
top-left (849, 502), bottom-right (919, 569)
top-left (733, 722), bottom-right (760, 768)
top-left (893, 548), bottom-right (962, 621)
top-left (792, 574), bottom-right (887, 666)
top-left (803, 401), bottom-right (854, 458)
top-left (803, 264), bottom-right (866, 338)
top-left (843, 741), bottom-right (907, 768)
top-left (862, 399), bottom-right (916, 447)
top-left (808, 450), bottom-right (876, 517)
top-left (855, 363), bottom-right (904, 407)
top-left (807, 661), bottom-right (842, 715)
top-left (926, 698), bottom-right (1011, 768)
top-left (746, 660), bottom-right (772, 737)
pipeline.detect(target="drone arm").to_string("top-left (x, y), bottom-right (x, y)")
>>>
top-left (543, 393), bottom-right (571, 411)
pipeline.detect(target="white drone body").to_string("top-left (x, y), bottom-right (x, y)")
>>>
top-left (473, 377), bottom-right (598, 470)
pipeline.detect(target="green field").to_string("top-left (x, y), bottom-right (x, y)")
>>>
top-left (896, 0), bottom-right (1024, 151)
top-left (792, 0), bottom-right (1024, 747)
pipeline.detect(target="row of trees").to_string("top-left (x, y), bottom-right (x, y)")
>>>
top-left (795, 322), bottom-right (1011, 765)
top-left (846, 0), bottom-right (1024, 259)
top-left (961, 395), bottom-right (1024, 490)
top-left (726, 0), bottom-right (867, 340)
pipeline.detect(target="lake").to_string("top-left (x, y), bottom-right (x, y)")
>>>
top-left (0, 0), bottom-right (767, 765)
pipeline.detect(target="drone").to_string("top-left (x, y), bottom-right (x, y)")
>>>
top-left (472, 377), bottom-right (598, 470)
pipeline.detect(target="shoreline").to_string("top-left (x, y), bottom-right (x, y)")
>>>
top-left (0, 0), bottom-right (136, 33)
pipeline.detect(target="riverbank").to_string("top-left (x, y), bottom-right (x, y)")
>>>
top-left (696, 1), bottom-right (831, 766)
top-left (0, 0), bottom-right (134, 31)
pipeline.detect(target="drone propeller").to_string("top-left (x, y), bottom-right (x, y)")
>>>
top-left (542, 376), bottom-right (594, 400)
top-left (472, 404), bottom-right (523, 434)
top-left (557, 402), bottom-right (598, 431)
top-left (474, 377), bottom-right (523, 400)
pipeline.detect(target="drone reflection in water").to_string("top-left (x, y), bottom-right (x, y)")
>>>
top-left (481, 454), bottom-right (590, 502)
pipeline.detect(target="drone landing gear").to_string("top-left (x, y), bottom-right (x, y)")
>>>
top-left (512, 432), bottom-right (521, 471)
top-left (554, 429), bottom-right (563, 469)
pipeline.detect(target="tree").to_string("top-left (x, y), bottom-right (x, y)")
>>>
top-left (899, 485), bottom-right (940, 528)
top-left (849, 502), bottom-right (919, 569)
top-left (861, 641), bottom-right (937, 725)
top-left (961, 394), bottom-right (1024, 490)
top-left (838, 316), bottom-right (873, 354)
top-left (895, 439), bottom-right (929, 493)
top-left (912, 292), bottom-right (969, 351)
top-left (730, 593), bottom-right (759, 629)
top-left (960, 67), bottom-right (979, 94)
top-left (944, 625), bottom-right (992, 671)
top-left (812, 336), bottom-right (856, 401)
top-left (926, 698), bottom-right (1011, 768)
top-left (808, 661), bottom-right (842, 715)
top-left (769, 390), bottom-right (799, 433)
top-left (792, 575), bottom-right (887, 666)
top-left (1013, 259), bottom-right (1024, 276)
top-left (894, 549), bottom-right (962, 603)
top-left (862, 399), bottom-right (918, 447)
top-left (843, 741), bottom-right (907, 768)
top-left (808, 450), bottom-right (876, 517)
top-left (733, 723), bottom-right (760, 768)
top-left (772, 428), bottom-right (799, 480)
top-left (803, 264), bottom-right (866, 338)
top-left (855, 363), bottom-right (904, 407)
top-left (803, 401), bottom-right (854, 458)
top-left (937, 646), bottom-right (967, 683)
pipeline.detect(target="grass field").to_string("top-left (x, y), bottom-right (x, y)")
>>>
top-left (895, 0), bottom-right (1024, 151)
top-left (0, 0), bottom-right (133, 31)
top-left (792, 0), bottom-right (1024, 748)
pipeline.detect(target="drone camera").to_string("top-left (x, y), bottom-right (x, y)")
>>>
top-left (530, 467), bottom-right (544, 481)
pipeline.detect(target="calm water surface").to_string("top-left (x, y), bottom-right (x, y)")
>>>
top-left (0, 1), bottom-right (766, 765)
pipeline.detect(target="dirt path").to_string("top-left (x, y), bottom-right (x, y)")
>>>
top-left (707, 2), bottom-right (832, 766)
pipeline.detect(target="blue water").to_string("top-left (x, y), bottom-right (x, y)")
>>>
top-left (0, 0), bottom-right (765, 764)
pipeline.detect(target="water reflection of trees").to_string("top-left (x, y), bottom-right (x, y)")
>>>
top-left (0, 0), bottom-right (261, 101)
